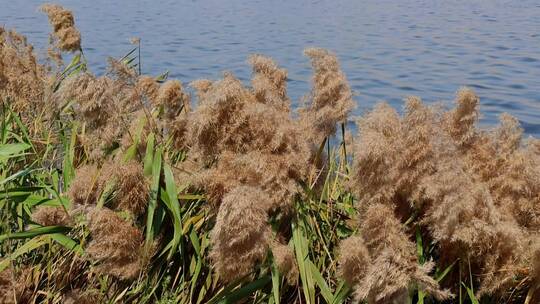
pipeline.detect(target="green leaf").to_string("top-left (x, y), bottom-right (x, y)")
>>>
top-left (0, 168), bottom-right (35, 186)
top-left (60, 53), bottom-right (81, 77)
top-left (416, 226), bottom-right (424, 265)
top-left (62, 124), bottom-right (77, 187)
top-left (0, 237), bottom-right (48, 272)
top-left (417, 290), bottom-right (425, 304)
top-left (145, 147), bottom-right (162, 245)
top-left (462, 283), bottom-right (480, 304)
top-left (308, 260), bottom-right (333, 304)
top-left (162, 163), bottom-right (183, 259)
top-left (271, 257), bottom-right (281, 304)
top-left (293, 221), bottom-right (315, 304)
top-left (0, 226), bottom-right (71, 242)
top-left (120, 47), bottom-right (138, 62)
top-left (0, 143), bottom-right (30, 159)
top-left (143, 133), bottom-right (155, 176)
top-left (436, 260), bottom-right (457, 282)
top-left (155, 71), bottom-right (169, 83)
top-left (50, 233), bottom-right (83, 255)
top-left (178, 194), bottom-right (205, 200)
top-left (218, 276), bottom-right (271, 304)
top-left (332, 281), bottom-right (351, 304)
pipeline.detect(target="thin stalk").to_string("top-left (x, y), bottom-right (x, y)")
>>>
top-left (138, 39), bottom-right (142, 75)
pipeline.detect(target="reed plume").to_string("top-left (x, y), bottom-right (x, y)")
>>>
top-left (300, 48), bottom-right (354, 144)
top-left (41, 4), bottom-right (81, 52)
top-left (0, 268), bottom-right (33, 304)
top-left (31, 206), bottom-right (71, 226)
top-left (0, 28), bottom-right (48, 123)
top-left (342, 87), bottom-right (540, 300)
top-left (210, 186), bottom-right (272, 282)
top-left (86, 208), bottom-right (144, 280)
top-left (443, 87), bottom-right (479, 147)
top-left (68, 164), bottom-right (103, 206)
top-left (346, 204), bottom-right (450, 303)
top-left (102, 160), bottom-right (149, 217)
top-left (248, 54), bottom-right (290, 112)
top-left (69, 161), bottom-right (149, 216)
top-left (271, 243), bottom-right (299, 285)
top-left (54, 59), bottom-right (144, 160)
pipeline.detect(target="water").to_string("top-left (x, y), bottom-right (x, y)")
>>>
top-left (2, 0), bottom-right (540, 136)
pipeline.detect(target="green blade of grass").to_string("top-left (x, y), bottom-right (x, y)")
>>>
top-left (332, 281), bottom-right (351, 304)
top-left (143, 133), bottom-right (155, 176)
top-left (462, 283), bottom-right (479, 304)
top-left (293, 221), bottom-right (315, 304)
top-left (0, 225), bottom-right (71, 242)
top-left (0, 237), bottom-right (49, 272)
top-left (271, 257), bottom-right (281, 304)
top-left (61, 123), bottom-right (77, 187)
top-left (50, 233), bottom-right (83, 255)
top-left (436, 260), bottom-right (457, 282)
top-left (163, 163), bottom-right (183, 259)
top-left (308, 259), bottom-right (333, 303)
top-left (218, 276), bottom-right (271, 304)
top-left (145, 147), bottom-right (162, 245)
top-left (0, 143), bottom-right (30, 158)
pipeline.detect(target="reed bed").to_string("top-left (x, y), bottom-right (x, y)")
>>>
top-left (0, 4), bottom-right (539, 304)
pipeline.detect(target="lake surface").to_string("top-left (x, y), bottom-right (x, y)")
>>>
top-left (2, 0), bottom-right (540, 136)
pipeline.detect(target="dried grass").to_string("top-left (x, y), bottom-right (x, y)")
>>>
top-left (342, 88), bottom-right (540, 300)
top-left (31, 206), bottom-right (71, 226)
top-left (0, 27), bottom-right (48, 124)
top-left (300, 48), bottom-right (354, 144)
top-left (3, 9), bottom-right (539, 300)
top-left (210, 186), bottom-right (272, 282)
top-left (271, 242), bottom-right (299, 285)
top-left (41, 4), bottom-right (81, 52)
top-left (86, 208), bottom-right (144, 280)
top-left (0, 268), bottom-right (34, 304)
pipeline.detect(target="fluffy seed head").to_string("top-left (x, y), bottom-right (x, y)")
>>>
top-left (210, 186), bottom-right (272, 282)
top-left (444, 87), bottom-right (479, 147)
top-left (86, 208), bottom-right (144, 280)
top-left (338, 235), bottom-right (371, 286)
top-left (300, 48), bottom-right (354, 143)
top-left (248, 54), bottom-right (290, 112)
top-left (41, 4), bottom-right (81, 52)
top-left (31, 206), bottom-right (71, 226)
top-left (104, 161), bottom-right (149, 216)
top-left (68, 165), bottom-right (103, 206)
top-left (271, 243), bottom-right (299, 285)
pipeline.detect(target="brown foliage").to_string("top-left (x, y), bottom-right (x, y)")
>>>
top-left (210, 186), bottom-right (272, 282)
top-left (0, 268), bottom-right (34, 304)
top-left (86, 208), bottom-right (144, 280)
top-left (0, 27), bottom-right (48, 124)
top-left (103, 160), bottom-right (149, 216)
top-left (342, 88), bottom-right (540, 301)
top-left (69, 161), bottom-right (149, 216)
top-left (348, 204), bottom-right (451, 303)
top-left (41, 4), bottom-right (81, 52)
top-left (31, 205), bottom-right (71, 226)
top-left (300, 48), bottom-right (354, 144)
top-left (271, 243), bottom-right (299, 286)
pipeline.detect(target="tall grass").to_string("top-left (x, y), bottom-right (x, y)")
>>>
top-left (0, 4), bottom-right (539, 304)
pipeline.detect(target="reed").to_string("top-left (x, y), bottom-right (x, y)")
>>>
top-left (0, 4), bottom-right (538, 304)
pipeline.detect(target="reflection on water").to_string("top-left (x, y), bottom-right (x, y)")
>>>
top-left (2, 0), bottom-right (540, 135)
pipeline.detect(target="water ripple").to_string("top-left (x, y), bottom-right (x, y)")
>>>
top-left (2, 0), bottom-right (539, 135)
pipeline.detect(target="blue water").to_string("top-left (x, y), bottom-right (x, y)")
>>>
top-left (2, 0), bottom-right (540, 136)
